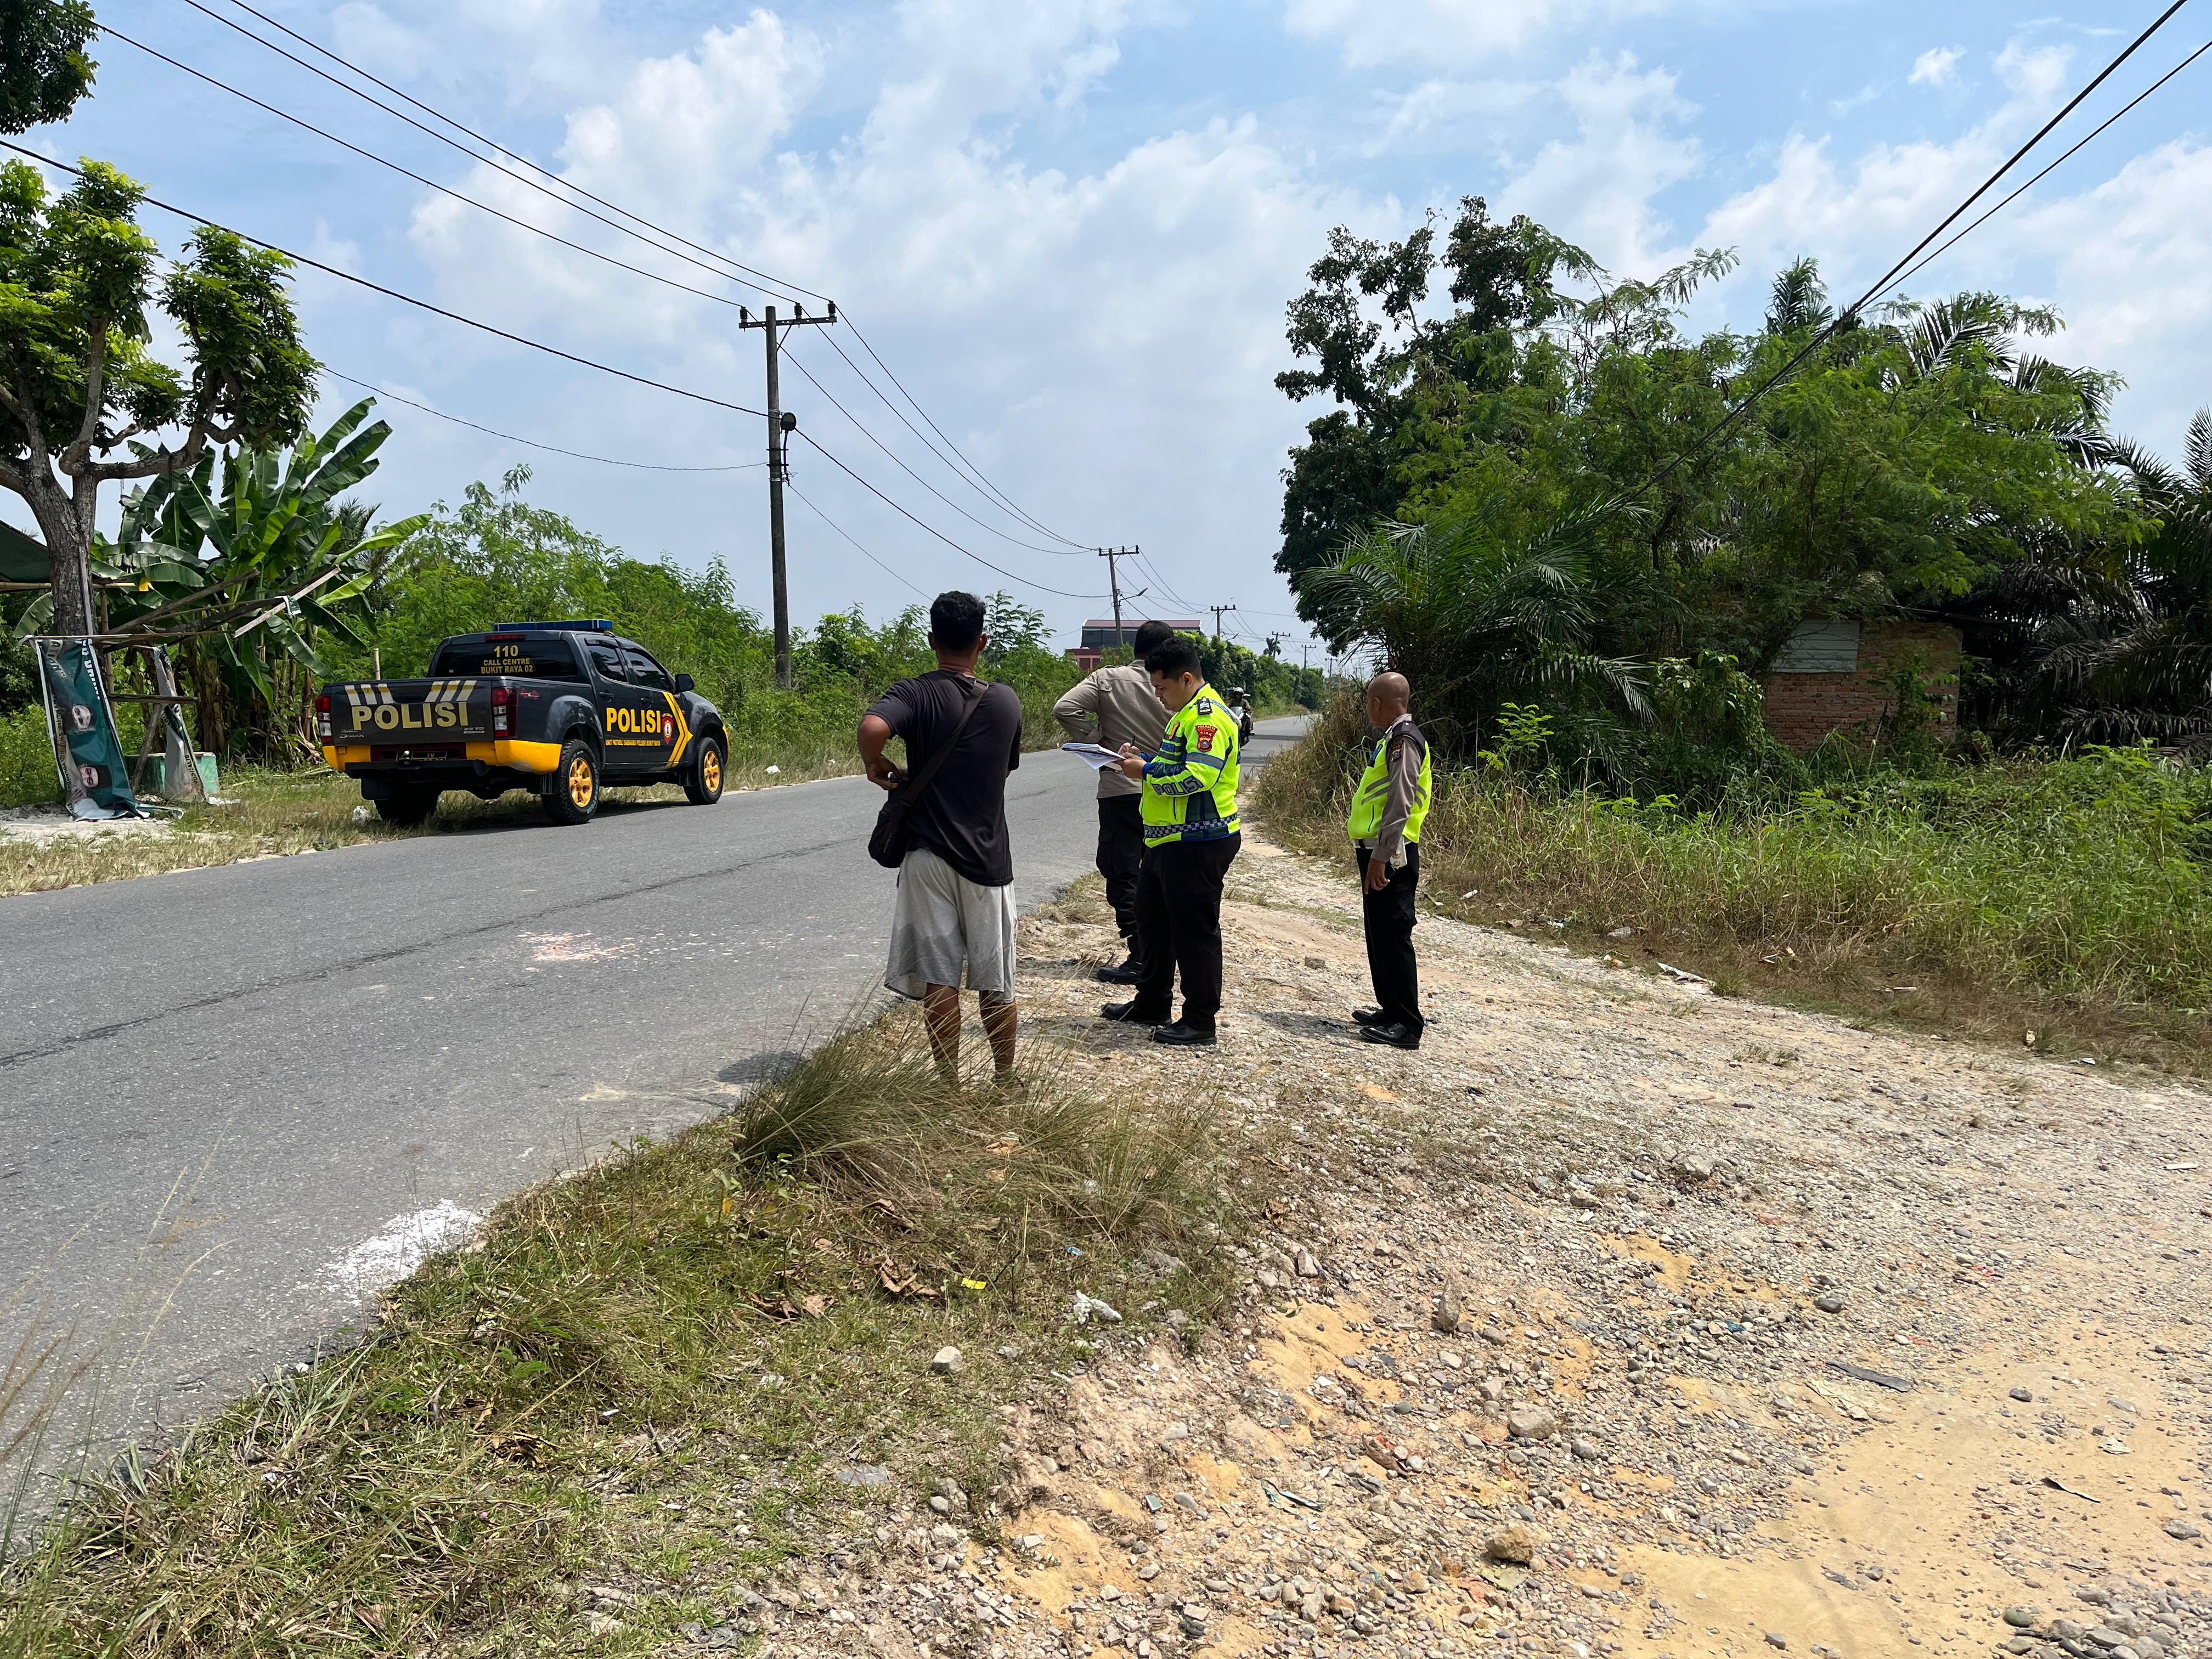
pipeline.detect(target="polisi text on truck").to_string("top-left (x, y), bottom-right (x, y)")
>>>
top-left (605, 706), bottom-right (673, 738)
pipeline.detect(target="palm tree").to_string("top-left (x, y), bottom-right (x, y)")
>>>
top-left (2024, 408), bottom-right (2212, 747)
top-left (1297, 496), bottom-right (1651, 753)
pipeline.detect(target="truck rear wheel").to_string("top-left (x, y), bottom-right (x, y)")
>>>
top-left (543, 740), bottom-right (600, 825)
top-left (375, 788), bottom-right (440, 827)
top-left (684, 736), bottom-right (725, 805)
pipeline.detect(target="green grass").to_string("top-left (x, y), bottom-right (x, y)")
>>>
top-left (1256, 691), bottom-right (2212, 1070)
top-left (0, 1015), bottom-right (1231, 1657)
top-left (0, 707), bottom-right (57, 808)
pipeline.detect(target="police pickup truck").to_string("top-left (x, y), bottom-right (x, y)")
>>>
top-left (318, 620), bottom-right (729, 826)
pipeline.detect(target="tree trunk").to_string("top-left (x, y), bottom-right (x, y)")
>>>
top-left (26, 472), bottom-right (94, 639)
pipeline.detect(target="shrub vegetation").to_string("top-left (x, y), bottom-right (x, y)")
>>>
top-left (1259, 688), bottom-right (2212, 1068)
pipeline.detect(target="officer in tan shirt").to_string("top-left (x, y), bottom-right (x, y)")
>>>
top-left (1054, 619), bottom-right (1176, 983)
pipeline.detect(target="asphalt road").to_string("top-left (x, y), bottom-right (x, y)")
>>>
top-left (0, 716), bottom-right (1309, 1456)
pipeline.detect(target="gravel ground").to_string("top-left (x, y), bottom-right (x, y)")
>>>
top-left (0, 802), bottom-right (179, 843)
top-left (720, 832), bottom-right (2212, 1659)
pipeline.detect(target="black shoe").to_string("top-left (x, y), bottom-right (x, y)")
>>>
top-left (1351, 1007), bottom-right (1385, 1026)
top-left (1358, 1021), bottom-right (1421, 1051)
top-left (1101, 1000), bottom-right (1171, 1025)
top-left (1095, 955), bottom-right (1143, 985)
top-left (1153, 1020), bottom-right (1217, 1047)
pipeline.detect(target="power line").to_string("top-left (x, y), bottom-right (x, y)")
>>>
top-left (194, 0), bottom-right (830, 306)
top-left (786, 481), bottom-right (928, 599)
top-left (182, 0), bottom-right (1090, 555)
top-left (102, 22), bottom-right (768, 320)
top-left (320, 369), bottom-right (766, 471)
top-left (0, 142), bottom-right (768, 419)
top-left (171, 0), bottom-right (801, 308)
top-left (832, 321), bottom-right (1091, 550)
top-left (1641, 0), bottom-right (2195, 498)
top-left (4, 155), bottom-right (1101, 624)
top-left (779, 345), bottom-right (1081, 555)
top-left (1133, 552), bottom-right (1203, 618)
top-left (793, 432), bottom-right (1108, 601)
top-left (812, 326), bottom-right (1089, 551)
top-left (1881, 33), bottom-right (2212, 301)
top-left (142, 9), bottom-right (1098, 567)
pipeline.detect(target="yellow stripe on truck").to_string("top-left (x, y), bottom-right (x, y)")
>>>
top-left (323, 744), bottom-right (370, 770)
top-left (662, 692), bottom-right (692, 768)
top-left (465, 740), bottom-right (565, 773)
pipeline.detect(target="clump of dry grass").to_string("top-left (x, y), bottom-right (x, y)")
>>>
top-left (739, 1013), bottom-right (1220, 1293)
top-left (3, 1015), bottom-right (1227, 1657)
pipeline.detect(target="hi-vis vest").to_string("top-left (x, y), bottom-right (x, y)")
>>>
top-left (1347, 721), bottom-right (1431, 845)
top-left (1140, 683), bottom-right (1242, 845)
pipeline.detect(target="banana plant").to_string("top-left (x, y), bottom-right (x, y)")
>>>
top-left (9, 398), bottom-right (429, 757)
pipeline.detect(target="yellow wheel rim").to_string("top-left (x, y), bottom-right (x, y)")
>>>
top-left (701, 748), bottom-right (721, 792)
top-left (568, 756), bottom-right (595, 809)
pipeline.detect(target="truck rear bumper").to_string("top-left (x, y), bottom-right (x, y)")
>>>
top-left (324, 746), bottom-right (565, 801)
top-left (325, 740), bottom-right (563, 777)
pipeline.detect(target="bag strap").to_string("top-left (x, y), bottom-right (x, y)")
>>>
top-left (896, 677), bottom-right (988, 804)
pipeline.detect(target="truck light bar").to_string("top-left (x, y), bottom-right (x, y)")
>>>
top-left (492, 619), bottom-right (614, 633)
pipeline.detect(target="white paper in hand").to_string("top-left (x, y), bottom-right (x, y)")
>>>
top-left (1060, 742), bottom-right (1125, 771)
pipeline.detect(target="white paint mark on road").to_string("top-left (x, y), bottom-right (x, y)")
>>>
top-left (321, 1200), bottom-right (483, 1300)
top-left (526, 931), bottom-right (639, 963)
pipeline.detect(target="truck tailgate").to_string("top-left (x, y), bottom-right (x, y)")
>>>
top-left (329, 679), bottom-right (492, 745)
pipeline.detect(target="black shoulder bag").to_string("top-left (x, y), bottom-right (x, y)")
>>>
top-left (868, 678), bottom-right (986, 869)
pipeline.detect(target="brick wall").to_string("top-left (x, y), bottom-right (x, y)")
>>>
top-left (1760, 619), bottom-right (1962, 754)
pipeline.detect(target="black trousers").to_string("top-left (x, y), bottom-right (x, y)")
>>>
top-left (1096, 794), bottom-right (1145, 945)
top-left (1359, 844), bottom-right (1423, 1034)
top-left (1132, 833), bottom-right (1242, 1031)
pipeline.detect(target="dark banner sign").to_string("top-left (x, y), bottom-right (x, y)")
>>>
top-left (36, 638), bottom-right (142, 820)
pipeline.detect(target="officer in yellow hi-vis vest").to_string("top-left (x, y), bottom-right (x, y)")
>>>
top-left (1101, 635), bottom-right (1242, 1047)
top-left (1347, 671), bottom-right (1431, 1050)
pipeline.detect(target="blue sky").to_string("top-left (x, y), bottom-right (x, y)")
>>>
top-left (23, 0), bottom-right (2211, 656)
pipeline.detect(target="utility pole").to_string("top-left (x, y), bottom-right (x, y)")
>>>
top-left (1209, 603), bottom-right (1237, 640)
top-left (1098, 545), bottom-right (1139, 653)
top-left (740, 300), bottom-right (836, 688)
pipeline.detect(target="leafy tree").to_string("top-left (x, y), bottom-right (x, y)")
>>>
top-left (1270, 193), bottom-right (2150, 775)
top-left (0, 0), bottom-right (95, 134)
top-left (0, 159), bottom-right (317, 640)
top-left (338, 466), bottom-right (774, 715)
top-left (1274, 197), bottom-right (1595, 628)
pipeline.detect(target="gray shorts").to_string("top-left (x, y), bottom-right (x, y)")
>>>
top-left (885, 845), bottom-right (1018, 1000)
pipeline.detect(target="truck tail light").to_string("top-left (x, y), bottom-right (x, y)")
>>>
top-left (317, 693), bottom-right (332, 742)
top-left (491, 685), bottom-right (514, 737)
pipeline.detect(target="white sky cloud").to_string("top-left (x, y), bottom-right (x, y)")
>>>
top-left (1283, 0), bottom-right (1686, 70)
top-left (1502, 53), bottom-right (1701, 274)
top-left (1910, 45), bottom-right (1966, 87)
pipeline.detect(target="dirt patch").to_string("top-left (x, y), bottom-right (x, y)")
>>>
top-left (0, 803), bottom-right (182, 845)
top-left (714, 828), bottom-right (2212, 1659)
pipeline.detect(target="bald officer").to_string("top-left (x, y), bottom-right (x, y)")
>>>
top-left (1346, 672), bottom-right (1431, 1050)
